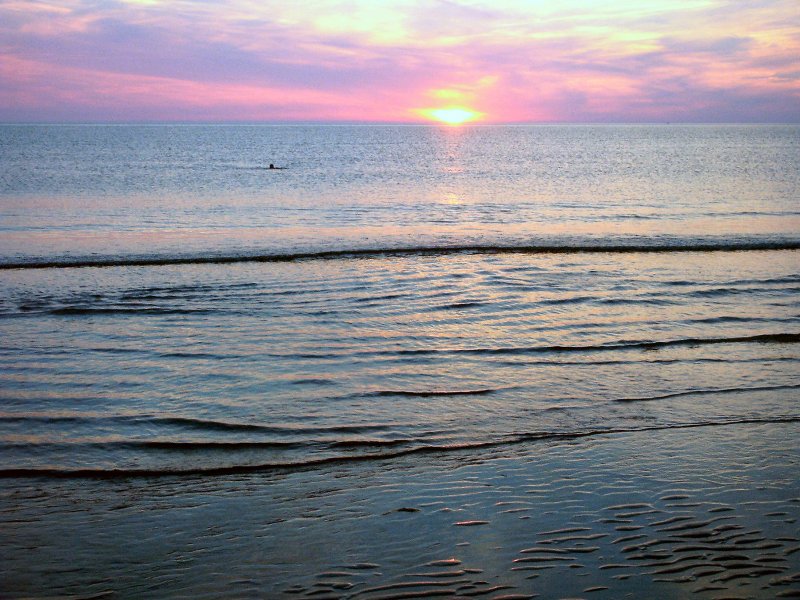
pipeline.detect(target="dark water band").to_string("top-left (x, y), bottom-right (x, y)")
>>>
top-left (3, 241), bottom-right (799, 270)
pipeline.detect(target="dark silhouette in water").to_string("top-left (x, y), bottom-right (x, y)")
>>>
top-left (268, 163), bottom-right (285, 170)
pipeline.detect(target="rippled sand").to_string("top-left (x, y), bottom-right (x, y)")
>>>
top-left (2, 421), bottom-right (799, 598)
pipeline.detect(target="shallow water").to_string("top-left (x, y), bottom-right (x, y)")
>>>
top-left (2, 422), bottom-right (798, 598)
top-left (0, 124), bottom-right (798, 597)
top-left (1, 250), bottom-right (799, 475)
top-left (1, 124), bottom-right (799, 476)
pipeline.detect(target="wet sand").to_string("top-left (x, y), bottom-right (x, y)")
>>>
top-left (2, 421), bottom-right (799, 599)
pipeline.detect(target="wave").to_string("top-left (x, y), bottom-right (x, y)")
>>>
top-left (2, 438), bottom-right (412, 453)
top-left (331, 439), bottom-right (410, 448)
top-left (37, 333), bottom-right (789, 364)
top-left (147, 417), bottom-right (396, 435)
top-left (687, 315), bottom-right (800, 325)
top-left (494, 356), bottom-right (800, 367)
top-left (615, 383), bottom-right (800, 403)
top-left (1, 439), bottom-right (306, 450)
top-left (661, 274), bottom-right (800, 288)
top-left (688, 286), bottom-right (800, 298)
top-left (48, 307), bottom-right (218, 316)
top-left (3, 240), bottom-right (799, 270)
top-left (367, 388), bottom-right (500, 398)
top-left (3, 416), bottom-right (799, 479)
top-left (255, 333), bottom-right (798, 362)
top-left (0, 414), bottom-right (398, 436)
top-left (374, 333), bottom-right (800, 358)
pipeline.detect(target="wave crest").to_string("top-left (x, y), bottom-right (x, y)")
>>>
top-left (3, 240), bottom-right (799, 270)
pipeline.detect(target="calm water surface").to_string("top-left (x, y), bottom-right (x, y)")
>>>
top-left (0, 123), bottom-right (798, 474)
top-left (0, 125), bottom-right (799, 597)
top-left (1, 124), bottom-right (798, 262)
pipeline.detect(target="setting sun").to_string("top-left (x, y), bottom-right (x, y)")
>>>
top-left (417, 106), bottom-right (484, 125)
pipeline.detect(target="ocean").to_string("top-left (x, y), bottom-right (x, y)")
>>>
top-left (1, 124), bottom-right (798, 598)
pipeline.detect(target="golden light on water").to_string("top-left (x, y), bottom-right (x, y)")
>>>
top-left (417, 106), bottom-right (484, 125)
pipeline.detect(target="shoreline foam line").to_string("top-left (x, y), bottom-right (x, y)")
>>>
top-left (2, 241), bottom-right (799, 270)
top-left (3, 415), bottom-right (798, 480)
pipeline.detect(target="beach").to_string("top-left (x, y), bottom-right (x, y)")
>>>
top-left (2, 420), bottom-right (798, 598)
top-left (1, 124), bottom-right (798, 598)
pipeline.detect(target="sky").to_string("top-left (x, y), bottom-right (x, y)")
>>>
top-left (1, 0), bottom-right (798, 123)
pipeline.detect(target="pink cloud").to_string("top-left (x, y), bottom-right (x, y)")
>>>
top-left (0, 0), bottom-right (798, 122)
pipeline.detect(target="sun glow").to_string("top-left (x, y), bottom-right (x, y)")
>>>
top-left (418, 106), bottom-right (484, 125)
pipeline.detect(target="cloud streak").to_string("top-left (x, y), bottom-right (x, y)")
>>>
top-left (1, 0), bottom-right (798, 122)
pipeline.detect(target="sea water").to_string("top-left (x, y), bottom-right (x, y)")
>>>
top-left (1, 123), bottom-right (797, 474)
top-left (1, 124), bottom-right (798, 263)
top-left (0, 124), bottom-right (799, 596)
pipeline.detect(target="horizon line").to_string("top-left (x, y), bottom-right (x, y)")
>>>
top-left (2, 120), bottom-right (798, 126)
